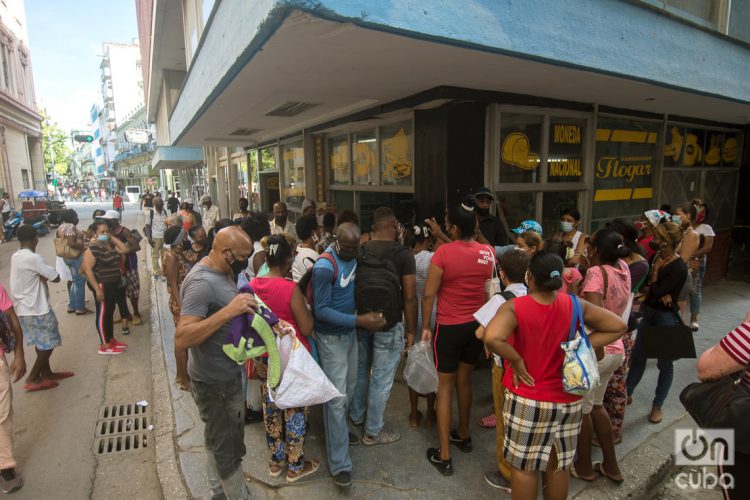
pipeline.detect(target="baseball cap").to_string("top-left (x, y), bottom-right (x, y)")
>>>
top-left (100, 210), bottom-right (121, 220)
top-left (511, 219), bottom-right (543, 235)
top-left (474, 187), bottom-right (495, 200)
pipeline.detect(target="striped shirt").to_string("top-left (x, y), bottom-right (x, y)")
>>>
top-left (719, 321), bottom-right (750, 388)
top-left (88, 242), bottom-right (122, 284)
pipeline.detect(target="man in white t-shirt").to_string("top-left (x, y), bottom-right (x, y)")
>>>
top-left (270, 202), bottom-right (297, 240)
top-left (291, 214), bottom-right (320, 282)
top-left (9, 226), bottom-right (67, 392)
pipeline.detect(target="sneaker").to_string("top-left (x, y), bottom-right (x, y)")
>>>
top-left (333, 470), bottom-right (352, 487)
top-left (348, 432), bottom-right (360, 446)
top-left (690, 322), bottom-right (700, 331)
top-left (122, 327), bottom-right (131, 336)
top-left (98, 344), bottom-right (125, 355)
top-left (450, 429), bottom-right (473, 452)
top-left (426, 448), bottom-right (453, 476)
top-left (362, 428), bottom-right (401, 446)
top-left (484, 470), bottom-right (511, 492)
top-left (244, 407), bottom-right (262, 425)
top-left (132, 315), bottom-right (143, 326)
top-left (111, 339), bottom-right (128, 349)
top-left (0, 469), bottom-right (23, 493)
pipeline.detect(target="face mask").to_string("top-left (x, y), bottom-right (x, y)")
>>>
top-left (335, 241), bottom-right (358, 262)
top-left (317, 214), bottom-right (324, 226)
top-left (275, 216), bottom-right (287, 227)
top-left (228, 253), bottom-right (249, 275)
top-left (97, 234), bottom-right (110, 242)
top-left (560, 221), bottom-right (574, 233)
top-left (648, 240), bottom-right (661, 251)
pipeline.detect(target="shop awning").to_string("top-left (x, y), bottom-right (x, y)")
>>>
top-left (169, 3), bottom-right (750, 147)
top-left (151, 146), bottom-right (204, 170)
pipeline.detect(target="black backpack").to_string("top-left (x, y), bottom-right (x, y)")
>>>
top-left (355, 243), bottom-right (403, 330)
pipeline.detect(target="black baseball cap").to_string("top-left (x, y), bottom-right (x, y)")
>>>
top-left (474, 187), bottom-right (495, 200)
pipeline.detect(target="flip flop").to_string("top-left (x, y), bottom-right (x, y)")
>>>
top-left (478, 413), bottom-right (496, 428)
top-left (593, 462), bottom-right (624, 484)
top-left (570, 465), bottom-right (595, 482)
top-left (23, 379), bottom-right (59, 392)
top-left (50, 372), bottom-right (75, 380)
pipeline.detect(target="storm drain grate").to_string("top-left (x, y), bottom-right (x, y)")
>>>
top-left (93, 403), bottom-right (151, 455)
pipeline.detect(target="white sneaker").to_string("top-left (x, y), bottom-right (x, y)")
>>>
top-left (690, 322), bottom-right (700, 331)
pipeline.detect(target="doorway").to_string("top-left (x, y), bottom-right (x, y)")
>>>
top-left (259, 172), bottom-right (280, 214)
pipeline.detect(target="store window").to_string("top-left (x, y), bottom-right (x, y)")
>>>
top-left (548, 118), bottom-right (585, 184)
top-left (380, 121), bottom-right (413, 186)
top-left (703, 170), bottom-right (738, 230)
top-left (498, 113), bottom-right (543, 184)
top-left (496, 192), bottom-right (537, 232)
top-left (592, 117), bottom-right (660, 224)
top-left (259, 146), bottom-right (277, 171)
top-left (352, 129), bottom-right (378, 185)
top-left (281, 140), bottom-right (304, 210)
top-left (328, 135), bottom-right (350, 185)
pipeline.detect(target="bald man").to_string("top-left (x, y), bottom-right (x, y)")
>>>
top-left (175, 226), bottom-right (257, 500)
top-left (271, 201), bottom-right (298, 240)
top-left (311, 222), bottom-right (386, 487)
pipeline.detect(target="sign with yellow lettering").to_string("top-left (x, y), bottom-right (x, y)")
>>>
top-left (593, 119), bottom-right (659, 220)
top-left (548, 122), bottom-right (584, 182)
top-left (381, 127), bottom-right (413, 185)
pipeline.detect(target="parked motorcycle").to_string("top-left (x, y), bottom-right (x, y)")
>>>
top-left (3, 211), bottom-right (21, 242)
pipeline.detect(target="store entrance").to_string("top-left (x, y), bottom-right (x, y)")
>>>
top-left (259, 172), bottom-right (280, 214)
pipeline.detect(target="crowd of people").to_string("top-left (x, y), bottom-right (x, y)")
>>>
top-left (0, 184), bottom-right (745, 499)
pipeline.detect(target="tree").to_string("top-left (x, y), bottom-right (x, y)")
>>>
top-left (40, 109), bottom-right (73, 178)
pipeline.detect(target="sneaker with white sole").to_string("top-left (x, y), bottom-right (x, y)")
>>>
top-left (98, 344), bottom-right (125, 355)
top-left (690, 322), bottom-right (700, 331)
top-left (362, 428), bottom-right (400, 446)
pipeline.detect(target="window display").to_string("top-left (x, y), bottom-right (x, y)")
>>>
top-left (352, 129), bottom-right (378, 185)
top-left (499, 113), bottom-right (543, 184)
top-left (380, 121), bottom-right (413, 186)
top-left (328, 135), bottom-right (350, 185)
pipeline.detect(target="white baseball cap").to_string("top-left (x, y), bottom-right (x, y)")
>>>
top-left (100, 209), bottom-right (121, 220)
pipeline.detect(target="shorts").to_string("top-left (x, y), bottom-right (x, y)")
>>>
top-left (503, 391), bottom-right (582, 472)
top-left (582, 352), bottom-right (624, 414)
top-left (125, 269), bottom-right (140, 300)
top-left (19, 310), bottom-right (62, 351)
top-left (433, 321), bottom-right (483, 373)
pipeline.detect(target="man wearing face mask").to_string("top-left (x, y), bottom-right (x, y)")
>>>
top-left (175, 226), bottom-right (258, 500)
top-left (271, 202), bottom-right (298, 240)
top-left (146, 197), bottom-right (169, 278)
top-left (474, 187), bottom-right (509, 247)
top-left (311, 222), bottom-right (387, 488)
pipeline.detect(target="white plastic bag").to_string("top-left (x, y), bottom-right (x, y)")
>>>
top-left (403, 341), bottom-right (439, 394)
top-left (267, 335), bottom-right (344, 409)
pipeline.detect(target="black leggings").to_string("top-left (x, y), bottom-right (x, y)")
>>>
top-left (94, 282), bottom-right (131, 344)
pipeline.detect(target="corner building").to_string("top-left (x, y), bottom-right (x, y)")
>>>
top-left (140, 0), bottom-right (750, 281)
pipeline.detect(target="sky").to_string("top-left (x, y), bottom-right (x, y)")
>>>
top-left (26, 0), bottom-right (139, 132)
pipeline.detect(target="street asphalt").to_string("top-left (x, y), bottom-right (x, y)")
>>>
top-left (0, 201), bottom-right (160, 499)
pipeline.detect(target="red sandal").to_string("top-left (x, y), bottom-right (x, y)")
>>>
top-left (23, 379), bottom-right (59, 392)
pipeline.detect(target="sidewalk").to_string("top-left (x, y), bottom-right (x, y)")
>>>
top-left (147, 256), bottom-right (750, 498)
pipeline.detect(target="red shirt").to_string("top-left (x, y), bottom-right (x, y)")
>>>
top-left (113, 196), bottom-right (123, 209)
top-left (250, 276), bottom-right (310, 352)
top-left (503, 293), bottom-right (581, 403)
top-left (431, 240), bottom-right (494, 325)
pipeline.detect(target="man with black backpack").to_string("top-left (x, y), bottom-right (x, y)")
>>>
top-left (351, 207), bottom-right (417, 447)
top-left (311, 222), bottom-right (386, 488)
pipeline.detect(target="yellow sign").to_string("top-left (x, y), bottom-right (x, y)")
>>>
top-left (549, 158), bottom-right (581, 177)
top-left (594, 187), bottom-right (653, 202)
top-left (705, 133), bottom-right (721, 165)
top-left (596, 156), bottom-right (653, 183)
top-left (381, 128), bottom-right (413, 182)
top-left (553, 124), bottom-right (581, 144)
top-left (502, 132), bottom-right (539, 170)
top-left (723, 137), bottom-right (737, 164)
top-left (353, 142), bottom-right (376, 179)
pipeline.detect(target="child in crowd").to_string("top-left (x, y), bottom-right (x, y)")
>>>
top-left (473, 250), bottom-right (530, 492)
top-left (543, 238), bottom-right (583, 295)
top-left (514, 231), bottom-right (542, 255)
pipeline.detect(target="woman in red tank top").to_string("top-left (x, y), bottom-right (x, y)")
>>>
top-left (249, 235), bottom-right (320, 482)
top-left (482, 251), bottom-right (626, 499)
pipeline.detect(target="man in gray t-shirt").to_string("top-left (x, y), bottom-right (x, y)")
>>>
top-left (176, 226), bottom-right (257, 500)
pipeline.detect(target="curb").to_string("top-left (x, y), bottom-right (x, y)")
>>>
top-left (148, 246), bottom-right (191, 500)
top-left (573, 414), bottom-right (692, 499)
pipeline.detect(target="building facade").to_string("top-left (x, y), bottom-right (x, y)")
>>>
top-left (140, 0), bottom-right (750, 279)
top-left (0, 0), bottom-right (44, 202)
top-left (111, 104), bottom-right (157, 191)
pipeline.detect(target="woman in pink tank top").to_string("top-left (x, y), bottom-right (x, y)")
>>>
top-left (482, 251), bottom-right (626, 499)
top-left (250, 235), bottom-right (319, 482)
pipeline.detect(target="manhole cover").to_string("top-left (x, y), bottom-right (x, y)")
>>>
top-left (93, 403), bottom-right (151, 455)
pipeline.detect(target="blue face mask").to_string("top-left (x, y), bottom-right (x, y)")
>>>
top-left (97, 234), bottom-right (110, 242)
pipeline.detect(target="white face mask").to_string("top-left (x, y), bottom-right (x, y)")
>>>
top-left (560, 221), bottom-right (574, 233)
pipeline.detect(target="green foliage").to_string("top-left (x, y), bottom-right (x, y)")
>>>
top-left (40, 109), bottom-right (73, 177)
